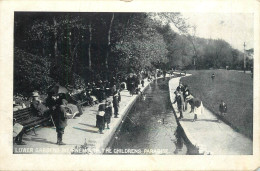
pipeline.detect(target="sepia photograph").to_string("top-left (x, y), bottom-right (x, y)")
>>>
top-left (0, 0), bottom-right (259, 170)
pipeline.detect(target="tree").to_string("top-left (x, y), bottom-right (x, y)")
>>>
top-left (111, 13), bottom-right (168, 74)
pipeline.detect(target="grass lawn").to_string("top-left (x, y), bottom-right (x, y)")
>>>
top-left (181, 69), bottom-right (253, 139)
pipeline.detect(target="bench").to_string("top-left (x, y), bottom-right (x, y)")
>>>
top-left (13, 107), bottom-right (51, 135)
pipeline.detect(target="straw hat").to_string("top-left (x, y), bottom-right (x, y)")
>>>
top-left (32, 91), bottom-right (39, 97)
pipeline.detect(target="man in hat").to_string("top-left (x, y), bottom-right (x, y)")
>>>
top-left (52, 94), bottom-right (68, 145)
top-left (31, 91), bottom-right (50, 117)
top-left (113, 92), bottom-right (119, 118)
top-left (173, 91), bottom-right (183, 119)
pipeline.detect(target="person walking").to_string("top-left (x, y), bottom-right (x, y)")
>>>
top-left (113, 92), bottom-right (119, 118)
top-left (53, 94), bottom-right (68, 145)
top-left (173, 91), bottom-right (183, 119)
top-left (46, 92), bottom-right (58, 127)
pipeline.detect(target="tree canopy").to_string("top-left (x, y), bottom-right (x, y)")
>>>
top-left (14, 12), bottom-right (251, 96)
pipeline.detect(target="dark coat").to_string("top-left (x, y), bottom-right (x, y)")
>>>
top-left (189, 98), bottom-right (201, 109)
top-left (104, 106), bottom-right (112, 123)
top-left (65, 93), bottom-right (77, 104)
top-left (118, 92), bottom-right (121, 102)
top-left (98, 103), bottom-right (106, 111)
top-left (176, 85), bottom-right (185, 92)
top-left (113, 96), bottom-right (119, 107)
top-left (96, 115), bottom-right (104, 128)
top-left (45, 96), bottom-right (56, 110)
top-left (183, 89), bottom-right (190, 99)
top-left (97, 104), bottom-right (106, 128)
top-left (173, 94), bottom-right (183, 108)
top-left (53, 103), bottom-right (68, 128)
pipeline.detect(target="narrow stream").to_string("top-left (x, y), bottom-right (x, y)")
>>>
top-left (108, 78), bottom-right (187, 155)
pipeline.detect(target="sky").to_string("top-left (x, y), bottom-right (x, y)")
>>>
top-left (178, 13), bottom-right (254, 52)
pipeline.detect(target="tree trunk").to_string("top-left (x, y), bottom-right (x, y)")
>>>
top-left (53, 17), bottom-right (58, 64)
top-left (105, 13), bottom-right (115, 70)
top-left (88, 21), bottom-right (92, 70)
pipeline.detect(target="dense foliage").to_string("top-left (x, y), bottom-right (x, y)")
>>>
top-left (14, 12), bottom-right (252, 96)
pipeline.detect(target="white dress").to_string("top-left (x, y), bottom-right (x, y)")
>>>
top-left (194, 102), bottom-right (204, 115)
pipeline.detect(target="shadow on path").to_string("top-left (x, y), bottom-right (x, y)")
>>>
top-left (180, 119), bottom-right (194, 122)
top-left (196, 119), bottom-right (219, 123)
top-left (23, 137), bottom-right (57, 145)
top-left (73, 127), bottom-right (98, 133)
top-left (78, 123), bottom-right (96, 128)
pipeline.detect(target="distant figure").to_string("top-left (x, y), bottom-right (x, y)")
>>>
top-left (141, 79), bottom-right (144, 87)
top-left (173, 91), bottom-right (183, 119)
top-left (211, 73), bottom-right (215, 80)
top-left (218, 100), bottom-right (227, 121)
top-left (113, 92), bottom-right (119, 118)
top-left (183, 85), bottom-right (190, 111)
top-left (104, 100), bottom-right (112, 129)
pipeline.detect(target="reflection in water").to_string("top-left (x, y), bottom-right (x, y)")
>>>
top-left (174, 125), bottom-right (184, 154)
top-left (109, 78), bottom-right (187, 155)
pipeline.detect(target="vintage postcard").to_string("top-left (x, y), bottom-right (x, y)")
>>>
top-left (0, 0), bottom-right (259, 170)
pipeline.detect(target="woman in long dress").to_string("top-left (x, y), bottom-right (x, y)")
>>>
top-left (193, 98), bottom-right (204, 121)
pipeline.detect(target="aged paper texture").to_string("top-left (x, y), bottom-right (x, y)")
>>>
top-left (0, 0), bottom-right (260, 170)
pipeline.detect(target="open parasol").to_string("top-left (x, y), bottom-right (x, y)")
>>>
top-left (48, 83), bottom-right (68, 95)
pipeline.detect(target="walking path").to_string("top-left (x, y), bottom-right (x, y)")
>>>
top-left (169, 75), bottom-right (253, 155)
top-left (13, 75), bottom-right (166, 154)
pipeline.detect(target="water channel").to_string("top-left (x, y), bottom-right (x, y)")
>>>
top-left (107, 77), bottom-right (187, 155)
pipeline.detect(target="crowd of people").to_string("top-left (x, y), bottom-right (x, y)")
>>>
top-left (173, 81), bottom-right (204, 121)
top-left (173, 79), bottom-right (227, 122)
top-left (13, 70), bottom-right (156, 145)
